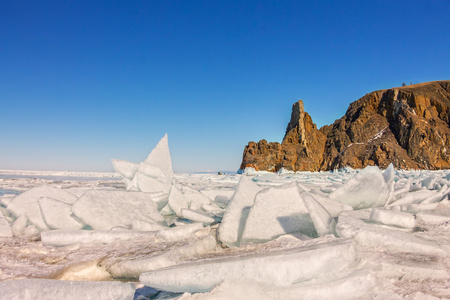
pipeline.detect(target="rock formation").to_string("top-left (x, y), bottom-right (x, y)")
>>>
top-left (240, 80), bottom-right (450, 171)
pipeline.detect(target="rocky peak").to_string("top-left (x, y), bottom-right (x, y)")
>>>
top-left (283, 100), bottom-right (307, 145)
top-left (241, 80), bottom-right (450, 172)
top-left (240, 100), bottom-right (326, 172)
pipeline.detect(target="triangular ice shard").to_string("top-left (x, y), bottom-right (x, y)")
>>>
top-left (144, 134), bottom-right (173, 184)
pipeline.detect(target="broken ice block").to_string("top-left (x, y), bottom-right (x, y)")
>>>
top-left (329, 166), bottom-right (390, 210)
top-left (111, 159), bottom-right (138, 180)
top-left (144, 133), bottom-right (173, 184)
top-left (241, 183), bottom-right (316, 243)
top-left (336, 211), bottom-right (446, 256)
top-left (181, 209), bottom-right (215, 225)
top-left (7, 185), bottom-right (78, 230)
top-left (167, 184), bottom-right (190, 217)
top-left (218, 175), bottom-right (261, 247)
top-left (139, 239), bottom-right (356, 293)
top-left (71, 190), bottom-right (164, 230)
top-left (39, 197), bottom-right (84, 230)
top-left (370, 208), bottom-right (415, 229)
top-left (109, 236), bottom-right (216, 279)
top-left (155, 222), bottom-right (205, 242)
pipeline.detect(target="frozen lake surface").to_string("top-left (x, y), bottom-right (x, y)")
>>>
top-left (1, 168), bottom-right (449, 299)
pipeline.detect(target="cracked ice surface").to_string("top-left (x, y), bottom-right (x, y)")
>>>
top-left (1, 164), bottom-right (450, 299)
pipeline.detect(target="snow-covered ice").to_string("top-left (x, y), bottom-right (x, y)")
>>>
top-left (1, 157), bottom-right (450, 299)
top-left (140, 239), bottom-right (356, 293)
top-left (109, 236), bottom-right (217, 279)
top-left (0, 279), bottom-right (135, 300)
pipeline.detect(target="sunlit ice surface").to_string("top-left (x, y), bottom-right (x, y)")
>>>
top-left (0, 168), bottom-right (449, 300)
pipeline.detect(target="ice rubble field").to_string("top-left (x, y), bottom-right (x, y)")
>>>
top-left (0, 136), bottom-right (450, 299)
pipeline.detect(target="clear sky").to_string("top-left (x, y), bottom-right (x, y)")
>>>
top-left (1, 1), bottom-right (449, 173)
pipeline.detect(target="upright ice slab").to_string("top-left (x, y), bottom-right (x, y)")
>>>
top-left (241, 183), bottom-right (333, 243)
top-left (329, 166), bottom-right (390, 209)
top-left (71, 190), bottom-right (165, 230)
top-left (111, 134), bottom-right (173, 194)
top-left (144, 133), bottom-right (173, 183)
top-left (167, 184), bottom-right (190, 217)
top-left (218, 176), bottom-right (261, 247)
top-left (140, 239), bottom-right (356, 293)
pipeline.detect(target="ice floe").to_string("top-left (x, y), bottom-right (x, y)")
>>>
top-left (1, 145), bottom-right (450, 299)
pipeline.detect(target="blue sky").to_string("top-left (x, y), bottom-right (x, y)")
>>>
top-left (1, 1), bottom-right (449, 172)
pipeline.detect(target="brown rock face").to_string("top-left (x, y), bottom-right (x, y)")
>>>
top-left (240, 80), bottom-right (450, 171)
top-left (240, 100), bottom-right (328, 172)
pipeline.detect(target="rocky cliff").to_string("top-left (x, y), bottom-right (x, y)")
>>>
top-left (240, 80), bottom-right (450, 171)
